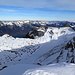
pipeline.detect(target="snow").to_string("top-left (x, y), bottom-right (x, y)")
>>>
top-left (0, 27), bottom-right (74, 51)
top-left (0, 27), bottom-right (74, 75)
top-left (0, 63), bottom-right (75, 75)
top-left (24, 63), bottom-right (75, 75)
top-left (0, 27), bottom-right (74, 63)
top-left (0, 64), bottom-right (39, 75)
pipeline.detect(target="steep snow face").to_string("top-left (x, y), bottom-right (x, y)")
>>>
top-left (0, 27), bottom-right (74, 70)
top-left (35, 36), bottom-right (75, 65)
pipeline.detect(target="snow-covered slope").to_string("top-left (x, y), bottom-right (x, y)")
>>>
top-left (0, 63), bottom-right (75, 75)
top-left (35, 36), bottom-right (75, 65)
top-left (0, 27), bottom-right (75, 75)
top-left (24, 63), bottom-right (75, 75)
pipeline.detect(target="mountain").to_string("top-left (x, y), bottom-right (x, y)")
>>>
top-left (35, 36), bottom-right (75, 65)
top-left (0, 20), bottom-right (75, 75)
top-left (0, 20), bottom-right (75, 38)
top-left (0, 26), bottom-right (74, 71)
top-left (0, 22), bottom-right (33, 37)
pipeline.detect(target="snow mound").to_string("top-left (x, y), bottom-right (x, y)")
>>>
top-left (23, 63), bottom-right (75, 75)
top-left (2, 34), bottom-right (11, 38)
top-left (24, 70), bottom-right (56, 75)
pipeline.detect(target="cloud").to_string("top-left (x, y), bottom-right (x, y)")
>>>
top-left (0, 0), bottom-right (75, 10)
top-left (0, 8), bottom-right (16, 12)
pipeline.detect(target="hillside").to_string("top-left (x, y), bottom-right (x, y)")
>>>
top-left (0, 27), bottom-right (74, 75)
top-left (0, 20), bottom-right (75, 37)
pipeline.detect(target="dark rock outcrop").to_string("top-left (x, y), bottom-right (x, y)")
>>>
top-left (24, 29), bottom-right (44, 39)
top-left (24, 26), bottom-right (48, 39)
top-left (63, 22), bottom-right (71, 27)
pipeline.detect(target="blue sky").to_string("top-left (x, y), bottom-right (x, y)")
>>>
top-left (0, 0), bottom-right (75, 21)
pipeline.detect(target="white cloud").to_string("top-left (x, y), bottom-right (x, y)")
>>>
top-left (0, 0), bottom-right (75, 10)
top-left (0, 8), bottom-right (16, 12)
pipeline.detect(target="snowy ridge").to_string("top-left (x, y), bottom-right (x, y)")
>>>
top-left (0, 20), bottom-right (75, 28)
top-left (35, 36), bottom-right (75, 65)
top-left (0, 27), bottom-right (75, 75)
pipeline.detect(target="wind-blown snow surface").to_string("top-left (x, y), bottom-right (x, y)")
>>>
top-left (0, 27), bottom-right (75, 75)
top-left (24, 63), bottom-right (75, 75)
top-left (1, 63), bottom-right (75, 75)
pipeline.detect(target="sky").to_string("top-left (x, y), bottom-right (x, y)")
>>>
top-left (0, 0), bottom-right (75, 21)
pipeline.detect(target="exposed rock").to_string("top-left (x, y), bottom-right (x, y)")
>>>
top-left (0, 21), bottom-right (4, 26)
top-left (0, 66), bottom-right (7, 71)
top-left (71, 27), bottom-right (75, 31)
top-left (23, 26), bottom-right (48, 39)
top-left (24, 29), bottom-right (44, 39)
top-left (73, 37), bottom-right (75, 41)
top-left (63, 22), bottom-right (71, 27)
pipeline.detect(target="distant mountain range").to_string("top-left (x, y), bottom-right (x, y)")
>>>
top-left (0, 20), bottom-right (75, 38)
